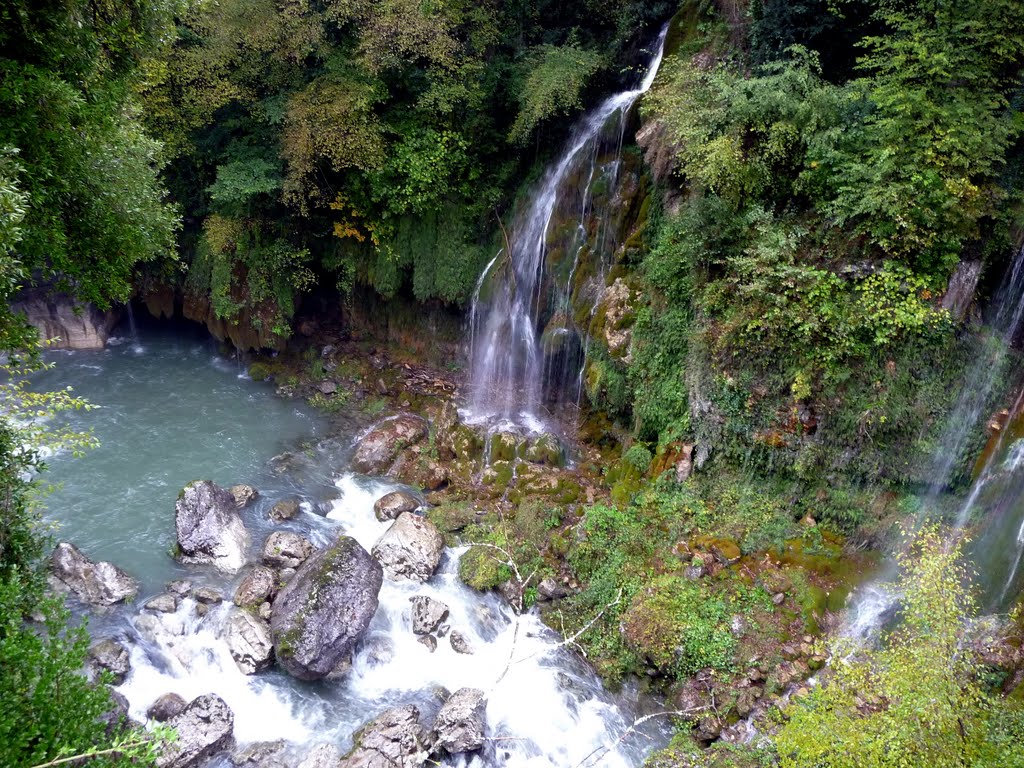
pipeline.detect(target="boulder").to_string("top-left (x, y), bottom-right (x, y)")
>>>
top-left (101, 688), bottom-right (132, 735)
top-left (234, 565), bottom-right (278, 609)
top-left (432, 401), bottom-right (459, 461)
top-left (145, 594), bottom-right (179, 613)
top-left (88, 638), bottom-right (131, 684)
top-left (341, 705), bottom-right (428, 768)
top-left (147, 692), bottom-right (187, 722)
top-left (269, 499), bottom-right (300, 523)
top-left (373, 491), bottom-right (420, 522)
top-left (229, 485), bottom-right (260, 509)
top-left (524, 433), bottom-right (564, 467)
top-left (431, 688), bottom-right (486, 754)
top-left (224, 608), bottom-right (274, 674)
top-left (262, 531), bottom-right (314, 569)
top-left (175, 481), bottom-right (251, 573)
top-left (270, 535), bottom-right (383, 681)
top-left (167, 580), bottom-right (193, 596)
top-left (409, 596), bottom-right (449, 635)
top-left (298, 745), bottom-right (343, 768)
top-left (352, 415), bottom-right (429, 475)
top-left (418, 635), bottom-right (437, 653)
top-left (536, 578), bottom-right (569, 602)
top-left (449, 631), bottom-right (474, 655)
top-left (388, 452), bottom-right (449, 491)
top-left (193, 587), bottom-right (224, 605)
top-left (232, 741), bottom-right (288, 768)
top-left (10, 290), bottom-right (120, 350)
top-left (372, 513), bottom-right (443, 582)
top-left (50, 542), bottom-right (138, 605)
top-left (157, 694), bottom-right (234, 768)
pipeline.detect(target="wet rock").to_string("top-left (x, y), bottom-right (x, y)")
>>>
top-left (262, 531), bottom-right (314, 569)
top-left (157, 694), bottom-right (234, 768)
top-left (259, 601), bottom-right (272, 620)
top-left (224, 608), bottom-right (274, 674)
top-left (536, 578), bottom-right (569, 602)
top-left (433, 401), bottom-right (459, 461)
top-left (145, 593), bottom-right (179, 613)
top-left (449, 631), bottom-right (473, 655)
top-left (298, 745), bottom-right (343, 768)
top-left (232, 741), bottom-right (288, 768)
top-left (175, 481), bottom-right (251, 573)
top-left (374, 491), bottom-right (420, 522)
top-left (167, 579), bottom-right (192, 596)
top-left (50, 542), bottom-right (138, 606)
top-left (88, 638), bottom-right (130, 684)
top-left (11, 290), bottom-right (119, 350)
top-left (675, 443), bottom-right (695, 483)
top-left (352, 415), bottom-right (429, 475)
top-left (431, 688), bottom-right (486, 754)
top-left (556, 672), bottom-right (594, 703)
top-left (229, 485), bottom-right (260, 509)
top-left (234, 565), bottom-right (278, 609)
top-left (389, 452), bottom-right (449, 491)
top-left (410, 595), bottom-right (449, 635)
top-left (524, 433), bottom-right (564, 467)
top-left (342, 704), bottom-right (428, 768)
top-left (942, 259), bottom-right (982, 321)
top-left (418, 635), bottom-right (438, 652)
top-left (101, 688), bottom-right (132, 734)
top-left (270, 535), bottom-right (383, 681)
top-left (193, 587), bottom-right (224, 605)
top-left (486, 432), bottom-right (522, 463)
top-left (363, 635), bottom-right (395, 668)
top-left (269, 499), bottom-right (300, 523)
top-left (372, 512), bottom-right (443, 582)
top-left (147, 692), bottom-right (187, 722)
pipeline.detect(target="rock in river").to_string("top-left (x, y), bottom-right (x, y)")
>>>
top-left (270, 535), bottom-right (383, 681)
top-left (262, 531), bottom-right (314, 569)
top-left (157, 694), bottom-right (234, 768)
top-left (410, 595), bottom-right (449, 635)
top-left (88, 638), bottom-right (131, 684)
top-left (372, 512), bottom-right (443, 582)
top-left (341, 704), bottom-right (428, 768)
top-left (352, 415), bottom-right (428, 475)
top-left (234, 565), bottom-right (277, 609)
top-left (223, 608), bottom-right (274, 674)
top-left (175, 481), bottom-right (250, 573)
top-left (431, 688), bottom-right (486, 754)
top-left (373, 490), bottom-right (420, 522)
top-left (50, 542), bottom-right (138, 606)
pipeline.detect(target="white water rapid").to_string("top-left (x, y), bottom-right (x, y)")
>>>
top-left (467, 26), bottom-right (669, 429)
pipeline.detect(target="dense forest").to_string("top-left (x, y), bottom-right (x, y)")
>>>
top-left (3, 0), bottom-right (1024, 766)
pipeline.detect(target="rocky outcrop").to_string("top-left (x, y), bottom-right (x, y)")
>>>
top-left (234, 565), bottom-right (277, 609)
top-left (11, 290), bottom-right (120, 350)
top-left (262, 531), bottom-right (314, 569)
top-left (298, 744), bottom-right (343, 768)
top-left (175, 481), bottom-right (250, 573)
top-left (223, 608), bottom-right (274, 674)
top-left (157, 694), bottom-right (234, 768)
top-left (341, 705), bottom-right (428, 768)
top-left (50, 542), bottom-right (138, 605)
top-left (388, 452), bottom-right (449, 491)
top-left (147, 692), bottom-right (187, 722)
top-left (374, 491), bottom-right (420, 521)
top-left (942, 259), bottom-right (982, 321)
top-left (410, 596), bottom-right (449, 635)
top-left (352, 415), bottom-right (429, 475)
top-left (229, 485), bottom-right (260, 509)
top-left (372, 513), bottom-right (444, 582)
top-left (431, 688), bottom-right (486, 754)
top-left (270, 535), bottom-right (383, 681)
top-left (88, 638), bottom-right (131, 684)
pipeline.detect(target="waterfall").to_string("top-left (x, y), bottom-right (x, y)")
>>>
top-left (844, 243), bottom-right (1024, 640)
top-left (466, 25), bottom-right (669, 430)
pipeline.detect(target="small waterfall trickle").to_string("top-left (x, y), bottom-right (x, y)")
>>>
top-left (466, 25), bottom-right (669, 429)
top-left (844, 244), bottom-right (1024, 641)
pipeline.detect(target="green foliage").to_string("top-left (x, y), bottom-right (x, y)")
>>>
top-left (509, 41), bottom-right (604, 145)
top-left (774, 528), bottom-right (1024, 768)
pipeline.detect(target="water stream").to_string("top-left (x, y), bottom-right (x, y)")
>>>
top-left (467, 26), bottom-right (669, 430)
top-left (36, 323), bottom-right (667, 766)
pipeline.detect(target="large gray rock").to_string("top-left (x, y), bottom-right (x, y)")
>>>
top-left (175, 481), bottom-right (251, 573)
top-left (298, 745), bottom-right (343, 768)
top-left (262, 531), bottom-right (314, 569)
top-left (431, 688), bottom-right (486, 754)
top-left (157, 694), bottom-right (234, 768)
top-left (232, 740), bottom-right (288, 768)
top-left (409, 596), bottom-right (449, 635)
top-left (234, 565), bottom-right (277, 609)
top-left (372, 513), bottom-right (443, 582)
top-left (270, 536), bottom-right (383, 681)
top-left (88, 638), bottom-right (131, 684)
top-left (50, 542), bottom-right (138, 605)
top-left (223, 608), bottom-right (273, 674)
top-left (352, 415), bottom-right (429, 475)
top-left (11, 290), bottom-right (119, 350)
top-left (374, 491), bottom-right (420, 522)
top-left (341, 705), bottom-right (427, 768)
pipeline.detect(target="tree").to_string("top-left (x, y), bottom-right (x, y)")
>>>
top-left (774, 528), bottom-right (1024, 767)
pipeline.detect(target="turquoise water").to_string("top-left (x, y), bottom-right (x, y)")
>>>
top-left (33, 323), bottom-right (327, 592)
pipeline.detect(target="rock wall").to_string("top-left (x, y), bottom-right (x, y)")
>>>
top-left (11, 289), bottom-right (120, 350)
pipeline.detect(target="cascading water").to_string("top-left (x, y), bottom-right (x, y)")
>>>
top-left (467, 25), bottom-right (669, 429)
top-left (37, 323), bottom-right (669, 767)
top-left (843, 243), bottom-right (1024, 641)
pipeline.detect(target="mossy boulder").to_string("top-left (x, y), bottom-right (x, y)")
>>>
top-left (458, 545), bottom-right (510, 592)
top-left (523, 433), bottom-right (565, 467)
top-left (487, 432), bottom-right (523, 464)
